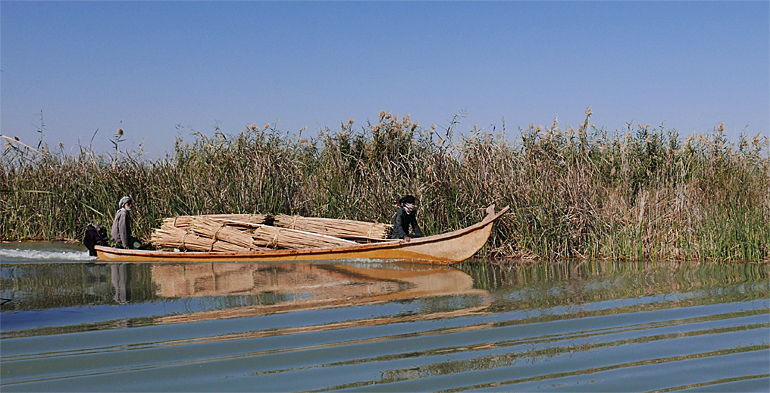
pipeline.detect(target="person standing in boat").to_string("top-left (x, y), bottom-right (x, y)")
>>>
top-left (391, 195), bottom-right (424, 242)
top-left (111, 196), bottom-right (140, 249)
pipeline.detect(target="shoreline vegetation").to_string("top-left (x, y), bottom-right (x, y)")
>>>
top-left (2, 109), bottom-right (769, 262)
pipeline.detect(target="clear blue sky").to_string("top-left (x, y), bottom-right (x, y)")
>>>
top-left (2, 1), bottom-right (768, 158)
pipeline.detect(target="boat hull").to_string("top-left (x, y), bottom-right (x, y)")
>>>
top-left (95, 206), bottom-right (509, 265)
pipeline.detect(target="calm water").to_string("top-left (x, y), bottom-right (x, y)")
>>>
top-left (1, 242), bottom-right (768, 392)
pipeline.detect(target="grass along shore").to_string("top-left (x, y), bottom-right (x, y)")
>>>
top-left (2, 110), bottom-right (769, 262)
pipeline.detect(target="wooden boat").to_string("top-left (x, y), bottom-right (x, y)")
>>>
top-left (95, 205), bottom-right (509, 265)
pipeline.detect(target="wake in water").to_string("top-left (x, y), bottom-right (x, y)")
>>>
top-left (0, 244), bottom-right (95, 262)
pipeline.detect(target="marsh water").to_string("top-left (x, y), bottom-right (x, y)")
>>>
top-left (1, 242), bottom-right (768, 392)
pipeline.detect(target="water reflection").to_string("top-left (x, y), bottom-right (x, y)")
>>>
top-left (1, 258), bottom-right (767, 392)
top-left (0, 263), bottom-right (156, 312)
top-left (111, 264), bottom-right (131, 304)
top-left (150, 262), bottom-right (489, 324)
top-left (458, 259), bottom-right (769, 311)
top-left (2, 260), bottom-right (767, 316)
top-left (0, 261), bottom-right (488, 328)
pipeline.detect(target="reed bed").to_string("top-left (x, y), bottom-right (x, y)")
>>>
top-left (2, 110), bottom-right (768, 262)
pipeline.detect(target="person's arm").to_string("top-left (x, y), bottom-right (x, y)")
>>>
top-left (118, 211), bottom-right (130, 248)
top-left (125, 211), bottom-right (133, 248)
top-left (410, 215), bottom-right (424, 237)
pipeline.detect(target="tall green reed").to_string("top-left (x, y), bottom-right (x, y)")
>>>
top-left (2, 111), bottom-right (768, 262)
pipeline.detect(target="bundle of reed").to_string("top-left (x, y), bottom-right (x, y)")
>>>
top-left (162, 214), bottom-right (268, 229)
top-left (252, 225), bottom-right (358, 249)
top-left (188, 217), bottom-right (260, 250)
top-left (273, 215), bottom-right (392, 240)
top-left (150, 224), bottom-right (255, 252)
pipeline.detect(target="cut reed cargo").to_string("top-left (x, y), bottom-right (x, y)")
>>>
top-left (95, 205), bottom-right (510, 264)
top-left (151, 213), bottom-right (389, 252)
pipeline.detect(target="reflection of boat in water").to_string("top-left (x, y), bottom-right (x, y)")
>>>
top-left (152, 262), bottom-right (489, 324)
top-left (95, 206), bottom-right (509, 265)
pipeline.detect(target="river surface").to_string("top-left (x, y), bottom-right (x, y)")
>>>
top-left (1, 242), bottom-right (768, 392)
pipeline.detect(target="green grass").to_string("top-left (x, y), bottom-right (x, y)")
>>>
top-left (2, 111), bottom-right (768, 262)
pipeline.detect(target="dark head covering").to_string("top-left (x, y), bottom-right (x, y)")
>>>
top-left (398, 195), bottom-right (416, 205)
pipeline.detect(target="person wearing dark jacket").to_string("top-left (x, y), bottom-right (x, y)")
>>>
top-left (111, 196), bottom-right (140, 249)
top-left (391, 195), bottom-right (424, 241)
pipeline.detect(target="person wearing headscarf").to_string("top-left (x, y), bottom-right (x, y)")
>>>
top-left (111, 196), bottom-right (140, 249)
top-left (391, 195), bottom-right (424, 241)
